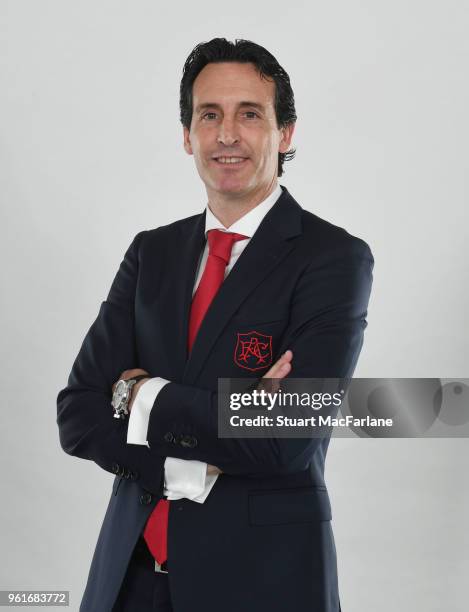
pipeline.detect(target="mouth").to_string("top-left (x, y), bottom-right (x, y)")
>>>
top-left (211, 156), bottom-right (249, 167)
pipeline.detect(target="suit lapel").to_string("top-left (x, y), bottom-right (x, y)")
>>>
top-left (156, 210), bottom-right (206, 378)
top-left (182, 185), bottom-right (303, 385)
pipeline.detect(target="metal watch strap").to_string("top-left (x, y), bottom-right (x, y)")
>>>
top-left (113, 374), bottom-right (150, 420)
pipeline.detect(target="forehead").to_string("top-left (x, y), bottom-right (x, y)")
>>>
top-left (192, 62), bottom-right (275, 109)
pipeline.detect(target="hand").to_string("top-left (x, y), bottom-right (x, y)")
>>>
top-left (112, 368), bottom-right (150, 414)
top-left (207, 464), bottom-right (223, 476)
top-left (260, 349), bottom-right (293, 393)
top-left (263, 349), bottom-right (293, 380)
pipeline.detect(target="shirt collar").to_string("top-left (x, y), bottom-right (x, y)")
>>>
top-left (204, 183), bottom-right (283, 239)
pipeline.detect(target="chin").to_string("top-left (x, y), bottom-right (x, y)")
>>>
top-left (219, 185), bottom-right (250, 198)
top-left (207, 177), bottom-right (244, 194)
top-left (219, 173), bottom-right (256, 192)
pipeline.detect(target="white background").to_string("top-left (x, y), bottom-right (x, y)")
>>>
top-left (1, 1), bottom-right (468, 610)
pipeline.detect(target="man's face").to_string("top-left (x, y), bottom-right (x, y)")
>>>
top-left (183, 62), bottom-right (295, 199)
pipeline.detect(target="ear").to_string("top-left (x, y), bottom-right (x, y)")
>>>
top-left (278, 122), bottom-right (296, 154)
top-left (183, 126), bottom-right (193, 155)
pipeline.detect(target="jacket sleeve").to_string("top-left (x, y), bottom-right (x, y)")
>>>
top-left (145, 237), bottom-right (374, 476)
top-left (56, 231), bottom-right (165, 495)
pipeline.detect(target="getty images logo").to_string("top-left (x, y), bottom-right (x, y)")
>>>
top-left (229, 388), bottom-right (345, 411)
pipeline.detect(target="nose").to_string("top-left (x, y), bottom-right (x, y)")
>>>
top-left (217, 117), bottom-right (240, 147)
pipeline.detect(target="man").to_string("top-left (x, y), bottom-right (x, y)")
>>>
top-left (57, 38), bottom-right (374, 612)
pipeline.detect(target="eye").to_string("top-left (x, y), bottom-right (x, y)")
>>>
top-left (202, 112), bottom-right (217, 120)
top-left (244, 111), bottom-right (259, 119)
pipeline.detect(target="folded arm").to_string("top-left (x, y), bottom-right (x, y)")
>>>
top-left (56, 230), bottom-right (373, 488)
top-left (145, 239), bottom-right (374, 476)
top-left (56, 231), bottom-right (166, 495)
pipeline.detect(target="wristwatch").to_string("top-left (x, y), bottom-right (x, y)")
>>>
top-left (112, 374), bottom-right (149, 420)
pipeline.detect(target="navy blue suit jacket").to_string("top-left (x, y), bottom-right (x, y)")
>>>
top-left (57, 185), bottom-right (374, 612)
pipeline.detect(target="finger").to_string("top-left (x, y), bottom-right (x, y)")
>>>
top-left (275, 350), bottom-right (293, 368)
top-left (277, 350), bottom-right (292, 365)
top-left (263, 360), bottom-right (282, 379)
top-left (272, 360), bottom-right (291, 378)
top-left (263, 350), bottom-right (292, 379)
top-left (119, 368), bottom-right (150, 381)
top-left (278, 361), bottom-right (291, 376)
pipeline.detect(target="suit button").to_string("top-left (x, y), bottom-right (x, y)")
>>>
top-left (164, 432), bottom-right (175, 443)
top-left (180, 435), bottom-right (198, 448)
top-left (129, 470), bottom-right (139, 481)
top-left (140, 493), bottom-right (153, 505)
top-left (111, 463), bottom-right (120, 474)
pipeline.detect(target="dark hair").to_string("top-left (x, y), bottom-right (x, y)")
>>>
top-left (180, 38), bottom-right (297, 177)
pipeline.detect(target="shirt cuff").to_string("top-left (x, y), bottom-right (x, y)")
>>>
top-left (126, 377), bottom-right (170, 447)
top-left (164, 457), bottom-right (219, 503)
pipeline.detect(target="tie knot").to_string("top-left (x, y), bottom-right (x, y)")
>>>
top-left (207, 229), bottom-right (248, 264)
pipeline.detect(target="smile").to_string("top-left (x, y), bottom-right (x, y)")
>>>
top-left (212, 157), bottom-right (248, 165)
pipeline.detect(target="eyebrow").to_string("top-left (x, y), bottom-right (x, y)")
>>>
top-left (195, 101), bottom-right (266, 113)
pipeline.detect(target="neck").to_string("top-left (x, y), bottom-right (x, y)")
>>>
top-left (207, 179), bottom-right (278, 228)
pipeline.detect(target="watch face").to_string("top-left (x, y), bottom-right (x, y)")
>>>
top-left (112, 380), bottom-right (129, 410)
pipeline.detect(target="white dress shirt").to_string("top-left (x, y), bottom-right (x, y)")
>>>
top-left (127, 183), bottom-right (283, 502)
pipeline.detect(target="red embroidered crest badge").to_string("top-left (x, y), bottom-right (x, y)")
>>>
top-left (234, 331), bottom-right (273, 372)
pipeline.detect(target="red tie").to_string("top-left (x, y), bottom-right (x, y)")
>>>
top-left (143, 229), bottom-right (248, 568)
